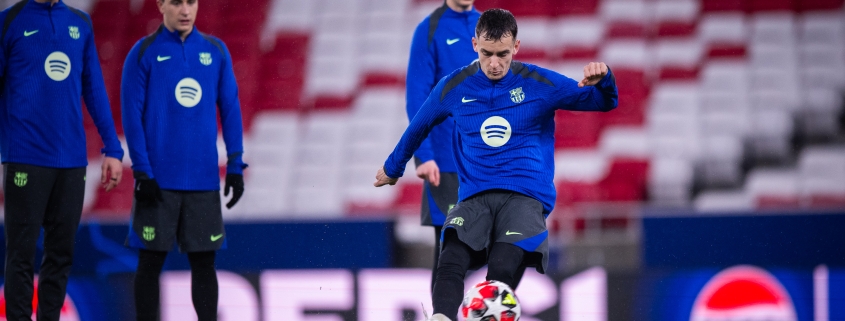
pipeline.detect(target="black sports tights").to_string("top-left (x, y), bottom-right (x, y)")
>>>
top-left (432, 231), bottom-right (525, 320)
top-left (134, 250), bottom-right (218, 321)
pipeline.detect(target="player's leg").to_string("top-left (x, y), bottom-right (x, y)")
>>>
top-left (187, 251), bottom-right (217, 321)
top-left (431, 225), bottom-right (442, 292)
top-left (432, 229), bottom-right (474, 320)
top-left (486, 242), bottom-right (526, 290)
top-left (421, 171), bottom-right (458, 292)
top-left (178, 191), bottom-right (225, 320)
top-left (511, 265), bottom-right (528, 290)
top-left (432, 193), bottom-right (492, 320)
top-left (135, 249), bottom-right (168, 321)
top-left (37, 167), bottom-right (85, 320)
top-left (3, 164), bottom-right (54, 320)
top-left (126, 190), bottom-right (182, 321)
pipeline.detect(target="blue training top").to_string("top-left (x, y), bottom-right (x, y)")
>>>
top-left (405, 4), bottom-right (480, 172)
top-left (121, 25), bottom-right (246, 191)
top-left (385, 61), bottom-right (618, 215)
top-left (0, 0), bottom-right (123, 167)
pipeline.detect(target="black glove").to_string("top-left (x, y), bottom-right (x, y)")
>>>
top-left (134, 171), bottom-right (163, 204)
top-left (224, 173), bottom-right (244, 209)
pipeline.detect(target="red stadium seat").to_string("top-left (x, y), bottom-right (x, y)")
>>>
top-left (795, 0), bottom-right (844, 11)
top-left (702, 0), bottom-right (747, 12)
top-left (555, 111), bottom-right (601, 149)
top-left (552, 0), bottom-right (600, 15)
top-left (706, 43), bottom-right (747, 59)
top-left (605, 21), bottom-right (647, 39)
top-left (747, 0), bottom-right (794, 12)
top-left (656, 21), bottom-right (698, 38)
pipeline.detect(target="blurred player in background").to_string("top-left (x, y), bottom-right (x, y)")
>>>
top-left (376, 9), bottom-right (618, 321)
top-left (407, 0), bottom-right (490, 291)
top-left (120, 0), bottom-right (247, 320)
top-left (0, 0), bottom-right (125, 319)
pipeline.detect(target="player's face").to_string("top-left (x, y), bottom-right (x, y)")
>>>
top-left (159, 0), bottom-right (197, 36)
top-left (473, 33), bottom-right (520, 81)
top-left (446, 0), bottom-right (474, 10)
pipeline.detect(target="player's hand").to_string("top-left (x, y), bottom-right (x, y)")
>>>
top-left (134, 176), bottom-right (163, 204)
top-left (101, 156), bottom-right (123, 192)
top-left (374, 167), bottom-right (399, 187)
top-left (224, 173), bottom-right (244, 209)
top-left (578, 62), bottom-right (609, 88)
top-left (416, 160), bottom-right (441, 187)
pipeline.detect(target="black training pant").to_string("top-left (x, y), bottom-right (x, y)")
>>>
top-left (3, 163), bottom-right (85, 321)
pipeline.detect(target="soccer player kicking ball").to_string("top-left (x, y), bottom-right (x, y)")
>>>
top-left (121, 0), bottom-right (247, 320)
top-left (375, 9), bottom-right (618, 321)
top-left (0, 0), bottom-right (125, 319)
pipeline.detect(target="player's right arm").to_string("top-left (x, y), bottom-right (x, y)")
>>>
top-left (121, 40), bottom-right (154, 179)
top-left (405, 17), bottom-right (437, 164)
top-left (377, 76), bottom-right (454, 186)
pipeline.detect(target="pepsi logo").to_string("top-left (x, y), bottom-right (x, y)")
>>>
top-left (44, 51), bottom-right (71, 81)
top-left (480, 116), bottom-right (512, 147)
top-left (690, 265), bottom-right (797, 321)
top-left (175, 77), bottom-right (202, 108)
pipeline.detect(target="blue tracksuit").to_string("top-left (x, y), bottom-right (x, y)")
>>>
top-left (0, 0), bottom-right (123, 167)
top-left (385, 61), bottom-right (618, 215)
top-left (406, 4), bottom-right (479, 172)
top-left (121, 25), bottom-right (245, 191)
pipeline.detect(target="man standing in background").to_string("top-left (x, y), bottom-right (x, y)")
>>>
top-left (0, 0), bottom-right (125, 319)
top-left (407, 0), bottom-right (490, 291)
top-left (121, 0), bottom-right (246, 320)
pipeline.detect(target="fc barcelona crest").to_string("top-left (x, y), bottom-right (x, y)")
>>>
top-left (510, 87), bottom-right (525, 104)
top-left (199, 52), bottom-right (212, 66)
top-left (68, 26), bottom-right (79, 40)
top-left (13, 172), bottom-right (27, 187)
top-left (142, 226), bottom-right (156, 241)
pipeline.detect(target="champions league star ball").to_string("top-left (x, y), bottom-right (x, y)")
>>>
top-left (460, 280), bottom-right (521, 321)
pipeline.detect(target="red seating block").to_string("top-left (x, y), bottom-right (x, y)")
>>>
top-left (558, 46), bottom-right (598, 60)
top-left (656, 22), bottom-right (697, 38)
top-left (552, 0), bottom-right (599, 15)
top-left (707, 43), bottom-right (747, 59)
top-left (477, 0), bottom-right (553, 17)
top-left (702, 0), bottom-right (747, 12)
top-left (747, 0), bottom-right (794, 12)
top-left (795, 0), bottom-right (844, 10)
top-left (555, 111), bottom-right (601, 149)
top-left (658, 66), bottom-right (700, 81)
top-left (605, 22), bottom-right (647, 39)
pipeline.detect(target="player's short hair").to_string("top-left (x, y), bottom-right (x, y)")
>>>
top-left (475, 8), bottom-right (518, 41)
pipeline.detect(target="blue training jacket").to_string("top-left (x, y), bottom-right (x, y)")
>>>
top-left (385, 61), bottom-right (618, 215)
top-left (121, 25), bottom-right (245, 191)
top-left (405, 4), bottom-right (480, 172)
top-left (0, 0), bottom-right (123, 167)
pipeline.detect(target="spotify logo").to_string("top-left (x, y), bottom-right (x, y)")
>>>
top-left (480, 116), bottom-right (512, 147)
top-left (175, 78), bottom-right (202, 107)
top-left (44, 51), bottom-right (71, 81)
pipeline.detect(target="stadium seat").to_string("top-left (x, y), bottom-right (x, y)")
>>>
top-left (694, 190), bottom-right (754, 212)
top-left (649, 158), bottom-right (694, 207)
top-left (745, 168), bottom-right (801, 209)
top-left (598, 126), bottom-right (650, 159)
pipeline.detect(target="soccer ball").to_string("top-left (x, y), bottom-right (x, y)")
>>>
top-left (460, 280), bottom-right (521, 321)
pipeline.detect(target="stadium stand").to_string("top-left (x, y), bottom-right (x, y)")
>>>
top-left (3, 0), bottom-right (840, 232)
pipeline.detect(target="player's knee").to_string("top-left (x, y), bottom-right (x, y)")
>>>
top-left (437, 229), bottom-right (472, 276)
top-left (187, 251), bottom-right (216, 269)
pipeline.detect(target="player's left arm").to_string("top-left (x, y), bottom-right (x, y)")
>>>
top-left (81, 21), bottom-right (125, 191)
top-left (549, 62), bottom-right (618, 112)
top-left (216, 40), bottom-right (247, 208)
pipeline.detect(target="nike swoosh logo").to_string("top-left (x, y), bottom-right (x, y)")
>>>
top-left (157, 55), bottom-right (171, 62)
top-left (505, 231), bottom-right (522, 236)
top-left (462, 97), bottom-right (477, 103)
top-left (24, 30), bottom-right (38, 37)
top-left (210, 234), bottom-right (224, 242)
top-left (446, 38), bottom-right (460, 45)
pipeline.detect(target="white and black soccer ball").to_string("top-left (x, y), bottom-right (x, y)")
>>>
top-left (460, 280), bottom-right (521, 321)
